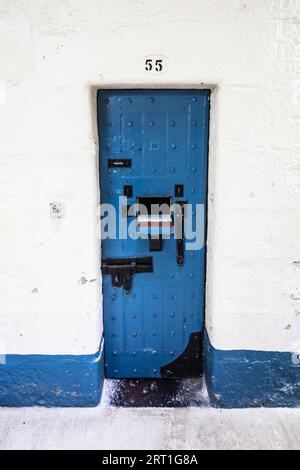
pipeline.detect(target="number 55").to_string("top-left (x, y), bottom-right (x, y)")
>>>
top-left (145, 58), bottom-right (163, 72)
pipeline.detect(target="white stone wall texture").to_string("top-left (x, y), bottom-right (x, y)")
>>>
top-left (0, 0), bottom-right (299, 354)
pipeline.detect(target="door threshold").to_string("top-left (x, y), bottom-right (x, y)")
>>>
top-left (105, 378), bottom-right (210, 408)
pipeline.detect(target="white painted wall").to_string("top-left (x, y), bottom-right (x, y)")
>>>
top-left (0, 0), bottom-right (299, 355)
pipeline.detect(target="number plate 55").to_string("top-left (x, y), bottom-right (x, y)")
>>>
top-left (143, 56), bottom-right (168, 74)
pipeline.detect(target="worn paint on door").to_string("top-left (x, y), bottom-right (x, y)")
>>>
top-left (98, 89), bottom-right (210, 379)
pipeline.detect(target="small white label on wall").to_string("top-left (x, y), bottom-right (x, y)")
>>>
top-left (50, 202), bottom-right (64, 219)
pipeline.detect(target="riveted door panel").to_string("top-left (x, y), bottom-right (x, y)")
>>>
top-left (98, 89), bottom-right (210, 379)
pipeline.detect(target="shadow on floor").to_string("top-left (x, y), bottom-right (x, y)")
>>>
top-left (107, 378), bottom-right (210, 408)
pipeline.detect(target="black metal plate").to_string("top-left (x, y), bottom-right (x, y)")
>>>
top-left (160, 332), bottom-right (203, 378)
top-left (108, 159), bottom-right (132, 168)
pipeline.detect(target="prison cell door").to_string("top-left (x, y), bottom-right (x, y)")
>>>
top-left (98, 89), bottom-right (210, 378)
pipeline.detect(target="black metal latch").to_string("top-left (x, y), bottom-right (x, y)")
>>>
top-left (102, 257), bottom-right (153, 294)
top-left (175, 201), bottom-right (186, 266)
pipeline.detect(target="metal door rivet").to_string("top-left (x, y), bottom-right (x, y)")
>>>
top-left (170, 293), bottom-right (176, 299)
top-left (170, 351), bottom-right (174, 356)
top-left (128, 121), bottom-right (133, 127)
top-left (170, 120), bottom-right (175, 127)
top-left (113, 370), bottom-right (118, 374)
top-left (152, 168), bottom-right (156, 173)
top-left (108, 169), bottom-right (112, 174)
top-left (152, 294), bottom-right (157, 300)
top-left (192, 167), bottom-right (197, 173)
top-left (111, 294), bottom-right (116, 300)
top-left (153, 369), bottom-right (157, 374)
top-left (170, 312), bottom-right (175, 318)
top-left (111, 314), bottom-right (116, 320)
top-left (192, 121), bottom-right (198, 127)
top-left (132, 351), bottom-right (137, 357)
top-left (152, 331), bottom-right (157, 336)
top-left (170, 167), bottom-right (176, 173)
top-left (112, 332), bottom-right (117, 337)
top-left (150, 121), bottom-right (155, 127)
top-left (152, 351), bottom-right (157, 356)
top-left (190, 273), bottom-right (195, 279)
top-left (132, 332), bottom-right (137, 337)
top-left (169, 273), bottom-right (174, 279)
top-left (113, 351), bottom-right (117, 356)
top-left (192, 145), bottom-right (197, 150)
top-left (152, 313), bottom-right (157, 318)
top-left (171, 144), bottom-right (177, 149)
top-left (191, 188), bottom-right (195, 193)
top-left (128, 98), bottom-right (133, 104)
top-left (170, 330), bottom-right (175, 337)
top-left (131, 294), bottom-right (136, 299)
top-left (133, 369), bottom-right (138, 374)
top-left (132, 314), bottom-right (137, 319)
top-left (192, 97), bottom-right (197, 102)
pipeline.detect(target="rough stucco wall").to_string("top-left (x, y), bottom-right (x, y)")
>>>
top-left (0, 0), bottom-right (299, 355)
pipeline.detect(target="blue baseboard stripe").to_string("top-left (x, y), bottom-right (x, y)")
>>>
top-left (204, 330), bottom-right (300, 408)
top-left (2, 334), bottom-right (300, 408)
top-left (0, 343), bottom-right (104, 407)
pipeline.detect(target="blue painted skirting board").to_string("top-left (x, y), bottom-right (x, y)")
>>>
top-left (204, 331), bottom-right (300, 408)
top-left (2, 334), bottom-right (300, 408)
top-left (0, 347), bottom-right (104, 407)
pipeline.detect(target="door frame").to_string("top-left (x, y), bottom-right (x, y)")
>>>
top-left (91, 82), bottom-right (217, 365)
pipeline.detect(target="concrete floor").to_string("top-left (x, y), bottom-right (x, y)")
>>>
top-left (0, 382), bottom-right (300, 450)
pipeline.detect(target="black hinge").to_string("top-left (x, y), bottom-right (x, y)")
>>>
top-left (102, 257), bottom-right (153, 294)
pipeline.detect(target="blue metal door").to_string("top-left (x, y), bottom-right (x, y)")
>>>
top-left (98, 89), bottom-right (210, 379)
